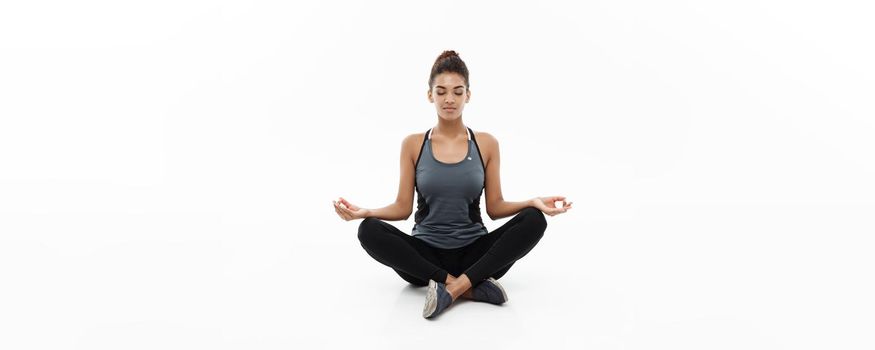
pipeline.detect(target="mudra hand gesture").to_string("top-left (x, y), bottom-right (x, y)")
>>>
top-left (531, 196), bottom-right (573, 217)
top-left (333, 197), bottom-right (369, 221)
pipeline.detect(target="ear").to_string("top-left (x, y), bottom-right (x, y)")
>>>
top-left (466, 89), bottom-right (471, 102)
top-left (427, 89), bottom-right (433, 103)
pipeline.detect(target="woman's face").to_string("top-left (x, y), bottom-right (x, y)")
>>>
top-left (428, 72), bottom-right (470, 122)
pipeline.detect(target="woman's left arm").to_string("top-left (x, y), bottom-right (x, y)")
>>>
top-left (488, 198), bottom-right (535, 220)
top-left (481, 132), bottom-right (572, 220)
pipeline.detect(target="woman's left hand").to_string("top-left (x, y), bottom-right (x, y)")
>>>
top-left (531, 196), bottom-right (572, 216)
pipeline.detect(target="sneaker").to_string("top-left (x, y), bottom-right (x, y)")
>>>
top-left (422, 279), bottom-right (454, 319)
top-left (470, 277), bottom-right (508, 305)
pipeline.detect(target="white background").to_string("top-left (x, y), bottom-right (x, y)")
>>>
top-left (1, 0), bottom-right (873, 349)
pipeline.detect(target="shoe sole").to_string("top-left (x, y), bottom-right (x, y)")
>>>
top-left (423, 279), bottom-right (438, 318)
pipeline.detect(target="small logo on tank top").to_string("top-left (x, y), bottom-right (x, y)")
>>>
top-left (467, 157), bottom-right (472, 160)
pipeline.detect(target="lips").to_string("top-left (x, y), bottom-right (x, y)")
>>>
top-left (443, 107), bottom-right (456, 111)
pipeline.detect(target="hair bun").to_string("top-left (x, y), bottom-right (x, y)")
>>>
top-left (437, 50), bottom-right (459, 60)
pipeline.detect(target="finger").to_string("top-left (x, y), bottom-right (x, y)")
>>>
top-left (339, 207), bottom-right (352, 220)
top-left (335, 201), bottom-right (349, 216)
top-left (342, 199), bottom-right (355, 210)
top-left (339, 204), bottom-right (351, 215)
top-left (333, 204), bottom-right (346, 219)
top-left (335, 202), bottom-right (352, 218)
top-left (340, 205), bottom-right (356, 219)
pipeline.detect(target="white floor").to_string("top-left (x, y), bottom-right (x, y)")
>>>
top-left (2, 202), bottom-right (872, 349)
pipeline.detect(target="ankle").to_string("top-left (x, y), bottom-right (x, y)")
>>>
top-left (446, 275), bottom-right (472, 300)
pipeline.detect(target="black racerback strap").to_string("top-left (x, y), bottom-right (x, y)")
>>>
top-left (414, 128), bottom-right (430, 171)
top-left (467, 127), bottom-right (487, 174)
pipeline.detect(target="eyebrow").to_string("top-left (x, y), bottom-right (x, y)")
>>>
top-left (436, 85), bottom-right (465, 89)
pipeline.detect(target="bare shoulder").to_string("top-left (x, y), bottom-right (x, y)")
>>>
top-left (474, 131), bottom-right (499, 165)
top-left (474, 131), bottom-right (498, 146)
top-left (403, 131), bottom-right (428, 162)
top-left (403, 131), bottom-right (427, 149)
top-left (474, 131), bottom-right (499, 154)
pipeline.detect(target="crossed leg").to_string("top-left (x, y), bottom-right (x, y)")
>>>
top-left (357, 207), bottom-right (547, 301)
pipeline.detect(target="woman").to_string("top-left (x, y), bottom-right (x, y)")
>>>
top-left (332, 50), bottom-right (572, 319)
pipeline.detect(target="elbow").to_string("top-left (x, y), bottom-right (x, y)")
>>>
top-left (486, 200), bottom-right (501, 221)
top-left (396, 201), bottom-right (412, 221)
top-left (486, 202), bottom-right (500, 221)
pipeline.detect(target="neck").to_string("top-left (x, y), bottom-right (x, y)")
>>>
top-left (433, 117), bottom-right (467, 139)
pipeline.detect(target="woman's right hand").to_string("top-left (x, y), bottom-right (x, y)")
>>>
top-left (333, 197), bottom-right (369, 221)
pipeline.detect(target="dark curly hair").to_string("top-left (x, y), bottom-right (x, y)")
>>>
top-left (428, 50), bottom-right (469, 89)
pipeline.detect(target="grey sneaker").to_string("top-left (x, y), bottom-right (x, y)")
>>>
top-left (423, 279), bottom-right (454, 319)
top-left (470, 277), bottom-right (508, 305)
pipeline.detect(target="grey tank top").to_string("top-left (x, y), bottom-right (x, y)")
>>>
top-left (411, 126), bottom-right (488, 249)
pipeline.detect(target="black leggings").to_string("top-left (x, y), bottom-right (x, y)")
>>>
top-left (357, 206), bottom-right (547, 286)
